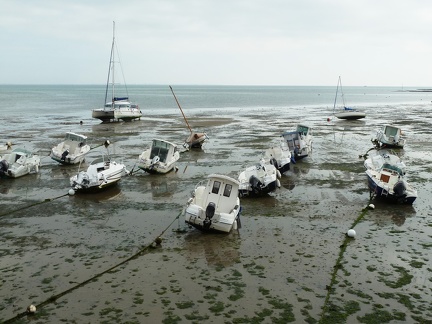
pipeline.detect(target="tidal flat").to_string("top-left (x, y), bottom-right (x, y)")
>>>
top-left (1, 104), bottom-right (432, 323)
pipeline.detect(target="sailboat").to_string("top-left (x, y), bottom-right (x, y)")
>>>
top-left (333, 76), bottom-right (366, 120)
top-left (169, 86), bottom-right (208, 149)
top-left (92, 22), bottom-right (142, 123)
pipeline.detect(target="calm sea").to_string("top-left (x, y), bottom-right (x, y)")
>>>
top-left (2, 84), bottom-right (431, 119)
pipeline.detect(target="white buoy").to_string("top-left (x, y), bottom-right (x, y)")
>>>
top-left (27, 304), bottom-right (36, 313)
top-left (368, 203), bottom-right (375, 210)
top-left (68, 189), bottom-right (75, 196)
top-left (347, 229), bottom-right (356, 238)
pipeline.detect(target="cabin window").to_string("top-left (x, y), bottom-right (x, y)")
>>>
top-left (223, 184), bottom-right (233, 197)
top-left (212, 181), bottom-right (221, 194)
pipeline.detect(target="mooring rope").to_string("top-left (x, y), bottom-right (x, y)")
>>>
top-left (0, 194), bottom-right (70, 218)
top-left (3, 208), bottom-right (185, 323)
top-left (318, 206), bottom-right (370, 323)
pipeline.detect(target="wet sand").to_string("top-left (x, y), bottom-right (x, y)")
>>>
top-left (1, 106), bottom-right (432, 323)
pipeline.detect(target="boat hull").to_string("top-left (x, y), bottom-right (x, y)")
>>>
top-left (114, 108), bottom-right (142, 122)
top-left (334, 111), bottom-right (366, 120)
top-left (70, 161), bottom-right (127, 193)
top-left (366, 174), bottom-right (416, 204)
top-left (184, 174), bottom-right (242, 233)
top-left (185, 202), bottom-right (241, 233)
top-left (92, 109), bottom-right (114, 122)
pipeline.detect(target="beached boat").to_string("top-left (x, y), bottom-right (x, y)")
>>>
top-left (364, 151), bottom-right (417, 204)
top-left (333, 76), bottom-right (366, 120)
top-left (70, 154), bottom-right (129, 193)
top-left (137, 139), bottom-right (180, 174)
top-left (263, 139), bottom-right (292, 174)
top-left (92, 22), bottom-right (142, 122)
top-left (371, 125), bottom-right (405, 148)
top-left (0, 148), bottom-right (41, 178)
top-left (185, 174), bottom-right (242, 233)
top-left (50, 132), bottom-right (91, 165)
top-left (238, 158), bottom-right (281, 197)
top-left (281, 124), bottom-right (313, 161)
top-left (169, 86), bottom-right (208, 149)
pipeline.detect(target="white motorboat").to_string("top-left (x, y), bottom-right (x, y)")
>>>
top-left (238, 158), bottom-right (281, 197)
top-left (364, 151), bottom-right (417, 204)
top-left (281, 124), bottom-right (313, 161)
top-left (371, 125), bottom-right (405, 148)
top-left (137, 139), bottom-right (180, 174)
top-left (50, 132), bottom-right (91, 165)
top-left (0, 148), bottom-right (41, 178)
top-left (70, 155), bottom-right (129, 193)
top-left (170, 86), bottom-right (208, 149)
top-left (92, 22), bottom-right (142, 122)
top-left (185, 174), bottom-right (242, 233)
top-left (263, 139), bottom-right (292, 175)
top-left (333, 76), bottom-right (366, 120)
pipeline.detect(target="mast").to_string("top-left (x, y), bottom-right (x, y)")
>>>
top-left (333, 76), bottom-right (340, 113)
top-left (104, 21), bottom-right (116, 109)
top-left (169, 86), bottom-right (193, 133)
top-left (111, 21), bottom-right (116, 108)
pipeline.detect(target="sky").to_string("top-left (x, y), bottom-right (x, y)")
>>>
top-left (1, 0), bottom-right (432, 86)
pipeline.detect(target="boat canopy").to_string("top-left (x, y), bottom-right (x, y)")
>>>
top-left (65, 132), bottom-right (87, 142)
top-left (382, 163), bottom-right (404, 175)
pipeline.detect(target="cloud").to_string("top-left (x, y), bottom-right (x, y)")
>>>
top-left (1, 0), bottom-right (432, 85)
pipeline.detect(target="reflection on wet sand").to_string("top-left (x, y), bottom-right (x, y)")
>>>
top-left (72, 185), bottom-right (123, 202)
top-left (183, 230), bottom-right (241, 267)
top-left (369, 202), bottom-right (416, 226)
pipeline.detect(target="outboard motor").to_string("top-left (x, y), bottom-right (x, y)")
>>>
top-left (61, 150), bottom-right (69, 161)
top-left (150, 156), bottom-right (160, 169)
top-left (203, 202), bottom-right (216, 230)
top-left (393, 181), bottom-right (406, 197)
top-left (249, 175), bottom-right (263, 195)
top-left (0, 159), bottom-right (9, 176)
top-left (270, 157), bottom-right (278, 169)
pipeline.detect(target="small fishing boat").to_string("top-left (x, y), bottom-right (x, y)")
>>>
top-left (169, 86), bottom-right (208, 149)
top-left (371, 125), bottom-right (405, 148)
top-left (92, 22), bottom-right (142, 122)
top-left (185, 174), bottom-right (242, 233)
top-left (364, 151), bottom-right (417, 204)
top-left (238, 158), bottom-right (281, 197)
top-left (70, 153), bottom-right (129, 193)
top-left (333, 76), bottom-right (366, 120)
top-left (137, 139), bottom-right (180, 174)
top-left (50, 132), bottom-right (91, 165)
top-left (263, 139), bottom-right (292, 175)
top-left (281, 124), bottom-right (313, 161)
top-left (0, 148), bottom-right (41, 178)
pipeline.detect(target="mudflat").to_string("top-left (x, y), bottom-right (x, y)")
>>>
top-left (1, 108), bottom-right (431, 323)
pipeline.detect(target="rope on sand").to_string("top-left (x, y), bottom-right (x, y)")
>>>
top-left (0, 193), bottom-right (69, 218)
top-left (318, 206), bottom-right (370, 323)
top-left (3, 208), bottom-right (185, 323)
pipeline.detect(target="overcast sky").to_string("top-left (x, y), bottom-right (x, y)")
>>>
top-left (1, 0), bottom-right (432, 86)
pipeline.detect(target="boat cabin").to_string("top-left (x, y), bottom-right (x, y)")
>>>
top-left (195, 175), bottom-right (240, 215)
top-left (150, 139), bottom-right (176, 163)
